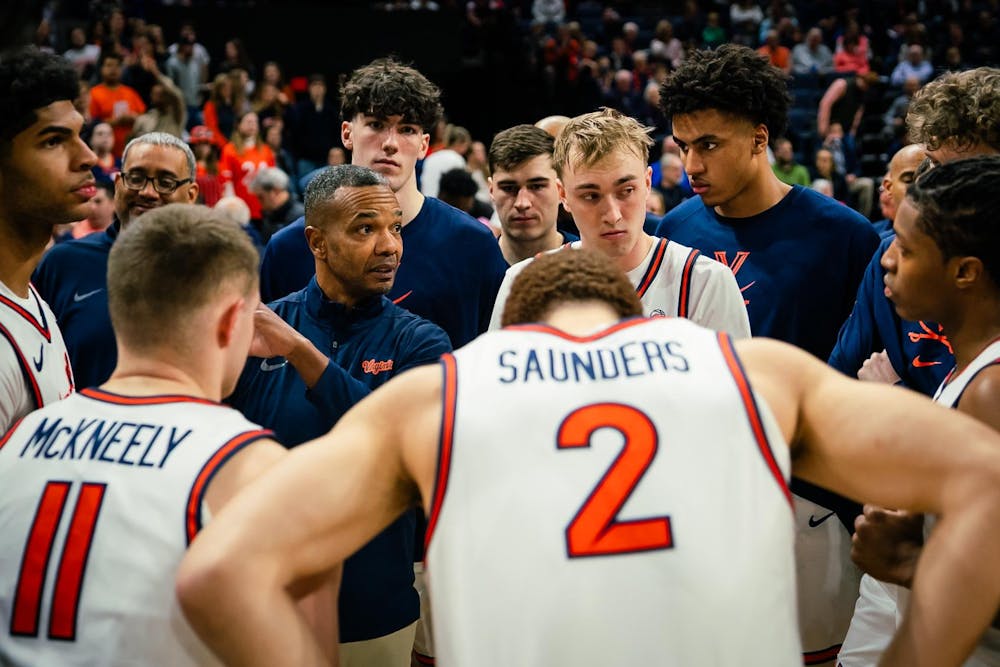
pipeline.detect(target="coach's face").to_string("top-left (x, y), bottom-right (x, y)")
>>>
top-left (115, 144), bottom-right (198, 226)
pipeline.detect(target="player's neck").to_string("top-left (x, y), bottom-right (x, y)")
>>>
top-left (106, 351), bottom-right (221, 402)
top-left (615, 232), bottom-right (655, 273)
top-left (940, 301), bottom-right (1000, 374)
top-left (543, 301), bottom-right (623, 335)
top-left (394, 179), bottom-right (424, 226)
top-left (715, 167), bottom-right (791, 219)
top-left (0, 220), bottom-right (50, 297)
top-left (500, 226), bottom-right (564, 265)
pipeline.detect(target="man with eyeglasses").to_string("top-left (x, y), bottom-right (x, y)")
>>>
top-left (34, 132), bottom-right (199, 388)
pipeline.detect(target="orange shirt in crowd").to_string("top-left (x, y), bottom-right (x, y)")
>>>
top-left (220, 142), bottom-right (275, 219)
top-left (89, 83), bottom-right (146, 157)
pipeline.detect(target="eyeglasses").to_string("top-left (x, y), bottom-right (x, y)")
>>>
top-left (120, 170), bottom-right (193, 194)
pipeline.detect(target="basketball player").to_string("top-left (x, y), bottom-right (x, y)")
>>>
top-left (179, 249), bottom-right (1000, 667)
top-left (0, 205), bottom-right (295, 665)
top-left (0, 47), bottom-right (97, 431)
top-left (839, 157), bottom-right (1000, 665)
top-left (488, 108), bottom-right (750, 339)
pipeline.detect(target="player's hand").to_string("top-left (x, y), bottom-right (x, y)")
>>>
top-left (857, 350), bottom-right (901, 384)
top-left (250, 305), bottom-right (304, 359)
top-left (851, 504), bottom-right (923, 588)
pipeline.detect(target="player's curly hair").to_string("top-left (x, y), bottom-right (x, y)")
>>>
top-left (339, 57), bottom-right (443, 133)
top-left (501, 248), bottom-right (643, 326)
top-left (0, 47), bottom-right (80, 148)
top-left (659, 44), bottom-right (791, 137)
top-left (551, 108), bottom-right (653, 177)
top-left (906, 67), bottom-right (1000, 153)
top-left (906, 154), bottom-right (1000, 288)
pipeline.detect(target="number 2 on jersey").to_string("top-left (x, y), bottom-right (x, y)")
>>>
top-left (11, 481), bottom-right (106, 640)
top-left (557, 403), bottom-right (673, 558)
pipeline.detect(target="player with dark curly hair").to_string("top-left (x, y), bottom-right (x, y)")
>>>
top-left (655, 44), bottom-right (881, 665)
top-left (0, 47), bottom-right (96, 432)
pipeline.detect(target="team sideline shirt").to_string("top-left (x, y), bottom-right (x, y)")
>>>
top-left (488, 238), bottom-right (751, 338)
top-left (228, 277), bottom-right (451, 642)
top-left (656, 185), bottom-right (880, 664)
top-left (828, 236), bottom-right (953, 395)
top-left (258, 196), bottom-right (507, 348)
top-left (0, 389), bottom-right (271, 666)
top-left (0, 282), bottom-right (74, 432)
top-left (425, 317), bottom-right (799, 666)
top-left (33, 222), bottom-right (120, 390)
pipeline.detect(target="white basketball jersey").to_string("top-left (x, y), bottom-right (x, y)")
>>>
top-left (840, 339), bottom-right (1000, 667)
top-left (488, 239), bottom-right (751, 338)
top-left (0, 281), bottom-right (74, 433)
top-left (425, 317), bottom-right (799, 666)
top-left (0, 388), bottom-right (272, 667)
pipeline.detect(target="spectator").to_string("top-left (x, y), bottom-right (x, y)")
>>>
top-left (771, 137), bottom-right (811, 186)
top-left (891, 44), bottom-right (934, 86)
top-left (701, 12), bottom-right (727, 50)
top-left (810, 177), bottom-right (834, 197)
top-left (730, 0), bottom-right (764, 46)
top-left (758, 29), bottom-right (792, 74)
top-left (221, 111), bottom-right (275, 222)
top-left (88, 51), bottom-right (145, 157)
top-left (833, 22), bottom-right (871, 75)
top-left (131, 55), bottom-right (186, 139)
top-left (202, 72), bottom-right (246, 150)
top-left (420, 124), bottom-right (471, 197)
top-left (189, 125), bottom-right (225, 207)
top-left (646, 188), bottom-right (666, 215)
top-left (810, 147), bottom-right (849, 203)
top-left (167, 23), bottom-right (210, 77)
top-left (63, 26), bottom-right (100, 79)
top-left (68, 181), bottom-right (117, 241)
top-left (89, 121), bottom-right (120, 184)
top-left (285, 74), bottom-right (340, 180)
top-left (792, 28), bottom-right (833, 76)
top-left (251, 166), bottom-right (304, 243)
top-left (217, 37), bottom-right (255, 83)
top-left (165, 34), bottom-right (205, 128)
top-left (438, 168), bottom-right (493, 223)
top-left (214, 195), bottom-right (263, 255)
top-left (263, 119), bottom-right (297, 193)
top-left (653, 153), bottom-right (689, 214)
top-left (650, 19), bottom-right (684, 69)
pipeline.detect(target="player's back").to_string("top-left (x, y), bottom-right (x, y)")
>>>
top-left (0, 388), bottom-right (272, 666)
top-left (425, 317), bottom-right (800, 666)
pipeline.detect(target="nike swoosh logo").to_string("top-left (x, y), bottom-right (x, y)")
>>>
top-left (808, 511), bottom-right (836, 528)
top-left (32, 344), bottom-right (44, 372)
top-left (73, 288), bottom-right (103, 302)
top-left (393, 290), bottom-right (413, 305)
top-left (259, 358), bottom-right (288, 372)
top-left (912, 356), bottom-right (942, 368)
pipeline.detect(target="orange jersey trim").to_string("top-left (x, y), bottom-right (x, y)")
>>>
top-left (0, 286), bottom-right (53, 341)
top-left (0, 417), bottom-right (24, 450)
top-left (803, 643), bottom-right (841, 664)
top-left (635, 238), bottom-right (668, 299)
top-left (80, 387), bottom-right (220, 406)
top-left (677, 248), bottom-right (700, 319)
top-left (185, 429), bottom-right (274, 544)
top-left (425, 354), bottom-right (458, 553)
top-left (505, 317), bottom-right (651, 343)
top-left (717, 332), bottom-right (792, 506)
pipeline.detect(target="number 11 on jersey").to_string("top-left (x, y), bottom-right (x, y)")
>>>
top-left (557, 403), bottom-right (674, 558)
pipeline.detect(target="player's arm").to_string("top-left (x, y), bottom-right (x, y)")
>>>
top-left (176, 365), bottom-right (441, 667)
top-left (739, 338), bottom-right (1000, 667)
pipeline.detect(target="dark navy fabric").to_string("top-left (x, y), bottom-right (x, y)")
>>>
top-left (259, 196), bottom-right (507, 349)
top-left (228, 277), bottom-right (451, 641)
top-left (655, 185), bottom-right (880, 360)
top-left (33, 222), bottom-right (120, 388)
top-left (828, 236), bottom-right (953, 395)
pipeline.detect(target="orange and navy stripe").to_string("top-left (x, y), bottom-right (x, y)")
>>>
top-left (803, 643), bottom-right (841, 664)
top-left (0, 322), bottom-right (44, 410)
top-left (506, 317), bottom-right (649, 343)
top-left (635, 238), bottom-right (668, 299)
top-left (717, 332), bottom-right (792, 506)
top-left (677, 248), bottom-right (700, 319)
top-left (412, 650), bottom-right (436, 665)
top-left (0, 286), bottom-right (52, 341)
top-left (184, 428), bottom-right (275, 544)
top-left (80, 387), bottom-right (220, 406)
top-left (424, 353), bottom-right (458, 553)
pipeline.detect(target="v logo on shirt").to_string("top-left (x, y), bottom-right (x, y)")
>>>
top-left (713, 250), bottom-right (754, 306)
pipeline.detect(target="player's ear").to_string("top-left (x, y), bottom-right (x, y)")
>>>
top-left (216, 297), bottom-right (245, 348)
top-left (557, 178), bottom-right (570, 212)
top-left (752, 124), bottom-right (768, 155)
top-left (954, 256), bottom-right (984, 289)
top-left (341, 120), bottom-right (353, 150)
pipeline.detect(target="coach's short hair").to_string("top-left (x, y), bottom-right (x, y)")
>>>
top-left (502, 248), bottom-right (643, 326)
top-left (907, 67), bottom-right (1000, 154)
top-left (489, 124), bottom-right (554, 174)
top-left (108, 204), bottom-right (259, 352)
top-left (122, 132), bottom-right (197, 180)
top-left (0, 47), bottom-right (80, 148)
top-left (552, 108), bottom-right (653, 178)
top-left (304, 164), bottom-right (389, 227)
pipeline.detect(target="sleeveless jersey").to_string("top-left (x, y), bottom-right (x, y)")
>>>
top-left (0, 281), bottom-right (74, 433)
top-left (488, 238), bottom-right (751, 338)
top-left (840, 339), bottom-right (1000, 667)
top-left (425, 317), bottom-right (799, 666)
top-left (0, 388), bottom-right (272, 667)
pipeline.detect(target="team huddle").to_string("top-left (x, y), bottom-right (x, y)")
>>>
top-left (3, 39), bottom-right (1000, 667)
